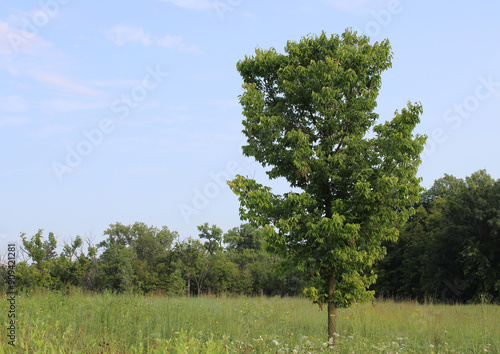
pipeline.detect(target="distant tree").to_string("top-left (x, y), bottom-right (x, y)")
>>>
top-left (97, 243), bottom-right (134, 292)
top-left (375, 170), bottom-right (500, 303)
top-left (229, 29), bottom-right (426, 341)
top-left (99, 222), bottom-right (177, 261)
top-left (98, 222), bottom-right (178, 292)
top-left (224, 224), bottom-right (264, 252)
top-left (21, 229), bottom-right (57, 270)
top-left (171, 237), bottom-right (205, 297)
top-left (205, 252), bottom-right (240, 295)
top-left (446, 170), bottom-right (500, 302)
top-left (198, 222), bottom-right (223, 255)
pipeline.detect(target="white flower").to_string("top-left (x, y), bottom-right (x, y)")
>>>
top-left (272, 340), bottom-right (280, 346)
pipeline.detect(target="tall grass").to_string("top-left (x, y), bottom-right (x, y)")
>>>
top-left (0, 289), bottom-right (498, 353)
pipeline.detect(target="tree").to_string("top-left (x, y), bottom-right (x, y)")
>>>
top-left (97, 222), bottom-right (178, 292)
top-left (374, 170), bottom-right (500, 303)
top-left (228, 29), bottom-right (426, 341)
top-left (21, 229), bottom-right (57, 270)
top-left (445, 170), bottom-right (500, 302)
top-left (97, 243), bottom-right (134, 292)
top-left (224, 223), bottom-right (265, 252)
top-left (171, 237), bottom-right (205, 297)
top-left (198, 222), bottom-right (223, 255)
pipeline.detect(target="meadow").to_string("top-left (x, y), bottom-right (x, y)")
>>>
top-left (0, 289), bottom-right (498, 353)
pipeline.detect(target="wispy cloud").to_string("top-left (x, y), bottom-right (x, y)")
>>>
top-left (0, 21), bottom-right (51, 55)
top-left (323, 0), bottom-right (388, 14)
top-left (40, 99), bottom-right (108, 113)
top-left (0, 95), bottom-right (30, 112)
top-left (159, 0), bottom-right (214, 10)
top-left (0, 115), bottom-right (31, 127)
top-left (156, 35), bottom-right (202, 53)
top-left (27, 71), bottom-right (102, 96)
top-left (106, 26), bottom-right (153, 46)
top-left (31, 124), bottom-right (77, 138)
top-left (107, 25), bottom-right (202, 53)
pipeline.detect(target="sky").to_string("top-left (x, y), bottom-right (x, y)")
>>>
top-left (1, 0), bottom-right (499, 254)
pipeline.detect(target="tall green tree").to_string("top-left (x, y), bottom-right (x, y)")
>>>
top-left (228, 29), bottom-right (426, 341)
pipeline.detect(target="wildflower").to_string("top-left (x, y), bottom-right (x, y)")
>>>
top-left (429, 344), bottom-right (435, 348)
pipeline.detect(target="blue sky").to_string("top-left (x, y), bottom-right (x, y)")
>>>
top-left (1, 0), bottom-right (499, 252)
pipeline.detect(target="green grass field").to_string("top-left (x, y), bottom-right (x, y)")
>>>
top-left (0, 289), bottom-right (498, 353)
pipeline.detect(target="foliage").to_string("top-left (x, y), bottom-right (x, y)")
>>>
top-left (228, 29), bottom-right (426, 339)
top-left (374, 169), bottom-right (500, 303)
top-left (20, 229), bottom-right (57, 269)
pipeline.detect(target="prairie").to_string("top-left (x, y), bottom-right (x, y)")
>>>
top-left (1, 290), bottom-right (498, 353)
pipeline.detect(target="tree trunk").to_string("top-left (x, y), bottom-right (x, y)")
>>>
top-left (187, 276), bottom-right (191, 297)
top-left (327, 273), bottom-right (337, 345)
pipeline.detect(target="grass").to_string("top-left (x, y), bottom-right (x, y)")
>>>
top-left (0, 289), bottom-right (498, 353)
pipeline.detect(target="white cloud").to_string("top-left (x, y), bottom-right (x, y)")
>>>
top-left (107, 26), bottom-right (202, 53)
top-left (159, 0), bottom-right (214, 10)
top-left (0, 95), bottom-right (30, 112)
top-left (209, 99), bottom-right (240, 112)
top-left (323, 0), bottom-right (388, 14)
top-left (107, 26), bottom-right (153, 46)
top-left (27, 71), bottom-right (101, 96)
top-left (40, 99), bottom-right (108, 112)
top-left (0, 21), bottom-right (51, 55)
top-left (156, 35), bottom-right (202, 54)
top-left (32, 124), bottom-right (77, 138)
top-left (0, 116), bottom-right (31, 127)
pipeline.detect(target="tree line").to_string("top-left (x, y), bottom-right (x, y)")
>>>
top-left (2, 222), bottom-right (303, 297)
top-left (0, 170), bottom-right (498, 303)
top-left (373, 169), bottom-right (500, 303)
